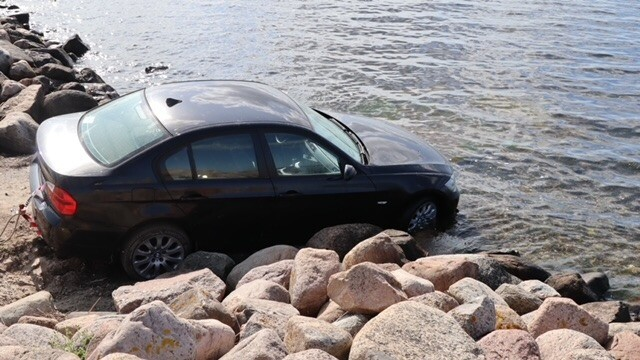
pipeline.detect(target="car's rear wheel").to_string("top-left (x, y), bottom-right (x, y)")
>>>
top-left (403, 197), bottom-right (439, 234)
top-left (121, 224), bottom-right (191, 280)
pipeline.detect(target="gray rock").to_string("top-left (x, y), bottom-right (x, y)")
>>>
top-left (486, 253), bottom-right (551, 281)
top-left (342, 233), bottom-right (407, 270)
top-left (283, 349), bottom-right (338, 360)
top-left (448, 296), bottom-right (496, 340)
top-left (581, 301), bottom-right (630, 324)
top-left (227, 245), bottom-right (299, 289)
top-left (471, 256), bottom-right (522, 290)
top-left (0, 47), bottom-right (12, 75)
top-left (30, 47), bottom-right (74, 68)
top-left (447, 277), bottom-right (508, 307)
top-left (535, 328), bottom-right (605, 359)
top-left (9, 59), bottom-right (35, 80)
top-left (545, 272), bottom-right (600, 304)
top-left (477, 329), bottom-right (541, 360)
top-left (518, 279), bottom-right (561, 300)
top-left (219, 328), bottom-right (288, 360)
top-left (496, 283), bottom-right (543, 315)
top-left (0, 291), bottom-right (56, 326)
top-left (2, 323), bottom-right (68, 349)
top-left (608, 322), bottom-right (640, 337)
top-left (581, 272), bottom-right (610, 297)
top-left (59, 82), bottom-right (86, 92)
top-left (37, 63), bottom-right (76, 82)
top-left (0, 79), bottom-right (24, 101)
top-left (0, 346), bottom-right (81, 360)
top-left (0, 112), bottom-right (38, 154)
top-left (0, 40), bottom-right (34, 64)
top-left (332, 313), bottom-right (369, 337)
top-left (25, 49), bottom-right (59, 68)
top-left (409, 290), bottom-right (460, 312)
top-left (306, 223), bottom-right (383, 259)
top-left (284, 316), bottom-right (352, 360)
top-left (0, 334), bottom-right (20, 346)
top-left (13, 39), bottom-right (43, 50)
top-left (112, 268), bottom-right (226, 313)
top-left (63, 34), bottom-right (90, 58)
top-left (71, 314), bottom-right (124, 358)
top-left (316, 300), bottom-right (347, 323)
top-left (290, 248), bottom-right (341, 316)
top-left (350, 301), bottom-right (484, 360)
top-left (561, 349), bottom-right (615, 360)
top-left (76, 68), bottom-right (105, 83)
top-left (42, 90), bottom-right (98, 120)
top-left (237, 259), bottom-right (294, 290)
top-left (382, 229), bottom-right (427, 260)
top-left (168, 288), bottom-right (239, 333)
top-left (0, 84), bottom-right (46, 121)
top-left (178, 251), bottom-right (235, 280)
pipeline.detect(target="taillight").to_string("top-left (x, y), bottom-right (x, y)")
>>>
top-left (44, 181), bottom-right (77, 216)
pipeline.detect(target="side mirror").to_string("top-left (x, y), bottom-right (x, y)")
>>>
top-left (343, 164), bottom-right (357, 181)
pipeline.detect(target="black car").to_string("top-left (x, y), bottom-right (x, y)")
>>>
top-left (29, 80), bottom-right (459, 279)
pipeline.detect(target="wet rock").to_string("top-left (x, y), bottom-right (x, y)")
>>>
top-left (525, 297), bottom-right (609, 344)
top-left (581, 301), bottom-right (631, 324)
top-left (316, 300), bottom-right (346, 323)
top-left (237, 259), bottom-right (294, 290)
top-left (495, 304), bottom-right (527, 330)
top-left (609, 322), bottom-right (640, 337)
top-left (178, 251), bottom-right (235, 280)
top-left (382, 229), bottom-right (428, 260)
top-left (402, 256), bottom-right (479, 291)
top-left (545, 272), bottom-right (600, 304)
top-left (409, 290), bottom-right (460, 312)
top-left (0, 290), bottom-right (56, 326)
top-left (76, 68), bottom-right (105, 83)
top-left (0, 112), bottom-right (38, 154)
top-left (37, 63), bottom-right (76, 82)
top-left (0, 84), bottom-right (46, 121)
top-left (342, 233), bottom-right (407, 269)
top-left (112, 268), bottom-right (226, 313)
top-left (54, 314), bottom-right (101, 337)
top-left (283, 349), bottom-right (338, 360)
top-left (496, 283), bottom-right (543, 315)
top-left (145, 65), bottom-right (169, 74)
top-left (25, 49), bottom-right (59, 67)
top-left (448, 296), bottom-right (496, 340)
top-left (16, 315), bottom-right (58, 328)
top-left (471, 256), bottom-right (522, 290)
top-left (168, 288), bottom-right (239, 332)
top-left (0, 47), bottom-right (11, 75)
top-left (486, 254), bottom-right (550, 281)
top-left (290, 248), bottom-right (341, 316)
top-left (391, 268), bottom-right (434, 297)
top-left (306, 223), bottom-right (383, 259)
top-left (0, 346), bottom-right (80, 360)
top-left (42, 89), bottom-right (98, 120)
top-left (607, 331), bottom-right (640, 360)
top-left (447, 277), bottom-right (508, 307)
top-left (227, 298), bottom-right (299, 327)
top-left (536, 328), bottom-right (605, 359)
top-left (332, 313), bottom-right (369, 337)
top-left (1, 79), bottom-right (25, 101)
top-left (63, 34), bottom-right (90, 58)
top-left (285, 316), bottom-right (352, 360)
top-left (59, 82), bottom-right (85, 92)
top-left (477, 329), bottom-right (541, 360)
top-left (2, 323), bottom-right (68, 349)
top-left (8, 59), bottom-right (35, 80)
top-left (350, 301), bottom-right (483, 360)
top-left (518, 279), bottom-right (561, 300)
top-left (226, 245), bottom-right (299, 289)
top-left (222, 279), bottom-right (290, 311)
top-left (219, 328), bottom-right (288, 360)
top-left (327, 262), bottom-right (407, 314)
top-left (71, 314), bottom-right (124, 357)
top-left (581, 272), bottom-right (610, 297)
top-left (31, 47), bottom-right (74, 68)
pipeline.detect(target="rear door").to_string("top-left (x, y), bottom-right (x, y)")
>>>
top-left (159, 131), bottom-right (276, 250)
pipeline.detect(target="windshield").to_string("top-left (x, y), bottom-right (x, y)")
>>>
top-left (300, 105), bottom-right (363, 164)
top-left (79, 91), bottom-right (169, 166)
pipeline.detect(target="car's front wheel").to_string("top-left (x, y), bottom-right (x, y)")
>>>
top-left (403, 197), bottom-right (439, 234)
top-left (121, 224), bottom-right (191, 280)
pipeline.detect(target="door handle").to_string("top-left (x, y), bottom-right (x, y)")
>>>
top-left (180, 192), bottom-right (206, 200)
top-left (278, 190), bottom-right (301, 197)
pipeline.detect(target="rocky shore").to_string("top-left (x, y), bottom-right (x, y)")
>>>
top-left (0, 225), bottom-right (639, 360)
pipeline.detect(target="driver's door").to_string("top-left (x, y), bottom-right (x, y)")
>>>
top-left (262, 131), bottom-right (377, 240)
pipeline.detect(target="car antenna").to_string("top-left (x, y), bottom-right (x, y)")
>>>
top-left (166, 98), bottom-right (182, 107)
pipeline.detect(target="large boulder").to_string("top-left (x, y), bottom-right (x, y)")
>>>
top-left (518, 279), bottom-right (560, 300)
top-left (239, 311), bottom-right (291, 341)
top-left (327, 262), bottom-right (407, 314)
top-left (8, 60), bottom-right (35, 80)
top-left (470, 256), bottom-right (522, 290)
top-left (88, 301), bottom-right (234, 360)
top-left (2, 323), bottom-right (68, 349)
top-left (581, 272), bottom-right (610, 297)
top-left (283, 349), bottom-right (338, 360)
top-left (168, 288), bottom-right (239, 332)
top-left (112, 268), bottom-right (226, 313)
top-left (0, 346), bottom-right (80, 360)
top-left (289, 248), bottom-right (341, 316)
top-left (0, 79), bottom-right (25, 101)
top-left (0, 84), bottom-right (45, 121)
top-left (30, 47), bottom-right (74, 68)
top-left (342, 233), bottom-right (407, 269)
top-left (37, 63), bottom-right (76, 82)
top-left (0, 291), bottom-right (56, 326)
top-left (0, 47), bottom-right (12, 75)
top-left (63, 34), bottom-right (90, 58)
top-left (42, 90), bottom-right (98, 120)
top-left (0, 112), bottom-right (38, 154)
top-left (382, 229), bottom-right (428, 260)
top-left (609, 322), bottom-right (640, 337)
top-left (219, 328), bottom-right (288, 360)
top-left (236, 259), bottom-right (294, 290)
top-left (305, 223), bottom-right (383, 259)
top-left (409, 290), bottom-right (460, 312)
top-left (222, 280), bottom-right (290, 311)
top-left (284, 316), bottom-right (352, 360)
top-left (316, 300), bottom-right (346, 323)
top-left (486, 253), bottom-right (551, 281)
top-left (332, 313), bottom-right (369, 337)
top-left (71, 315), bottom-right (124, 357)
top-left (54, 314), bottom-right (101, 337)
top-left (402, 256), bottom-right (479, 291)
top-left (545, 272), bottom-right (600, 304)
top-left (495, 304), bottom-right (527, 330)
top-left (447, 277), bottom-right (508, 307)
top-left (496, 283), bottom-right (543, 315)
top-left (177, 251), bottom-right (235, 280)
top-left (581, 301), bottom-right (631, 323)
top-left (391, 268), bottom-right (435, 297)
top-left (349, 301), bottom-right (483, 360)
top-left (0, 40), bottom-right (34, 64)
top-left (226, 245), bottom-right (299, 289)
top-left (477, 329), bottom-right (541, 360)
top-left (525, 297), bottom-right (609, 345)
top-left (607, 331), bottom-right (640, 360)
top-left (226, 298), bottom-right (299, 327)
top-left (535, 329), bottom-right (606, 360)
top-left (448, 296), bottom-right (496, 340)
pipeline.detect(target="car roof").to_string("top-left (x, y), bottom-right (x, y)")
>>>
top-left (143, 80), bottom-right (313, 135)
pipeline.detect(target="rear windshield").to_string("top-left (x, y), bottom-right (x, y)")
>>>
top-left (79, 91), bottom-right (169, 166)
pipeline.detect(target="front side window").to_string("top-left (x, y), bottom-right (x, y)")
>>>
top-left (79, 91), bottom-right (169, 166)
top-left (266, 133), bottom-right (340, 176)
top-left (192, 134), bottom-right (259, 179)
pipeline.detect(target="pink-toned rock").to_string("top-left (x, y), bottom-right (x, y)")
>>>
top-left (402, 257), bottom-right (479, 291)
top-left (447, 277), bottom-right (508, 306)
top-left (112, 268), bottom-right (226, 313)
top-left (609, 322), bottom-right (640, 337)
top-left (2, 323), bottom-right (68, 349)
top-left (526, 297), bottom-right (609, 345)
top-left (101, 354), bottom-right (143, 360)
top-left (168, 288), bottom-right (239, 333)
top-left (562, 349), bottom-right (615, 359)
top-left (190, 319), bottom-right (237, 360)
top-left (496, 283), bottom-right (543, 315)
top-left (0, 84), bottom-right (45, 121)
top-left (375, 263), bottom-right (402, 272)
top-left (477, 329), bottom-right (541, 360)
top-left (219, 328), bottom-right (287, 360)
top-left (227, 245), bottom-right (299, 289)
top-left (283, 349), bottom-right (339, 360)
top-left (72, 315), bottom-right (124, 358)
top-left (332, 314), bottom-right (369, 337)
top-left (239, 311), bottom-right (291, 341)
top-left (342, 233), bottom-right (407, 269)
top-left (55, 314), bottom-right (101, 337)
top-left (607, 331), bottom-right (640, 360)
top-left (518, 280), bottom-right (560, 300)
top-left (448, 296), bottom-right (496, 340)
top-left (227, 298), bottom-right (299, 327)
top-left (409, 291), bottom-right (460, 312)
top-left (236, 260), bottom-right (294, 289)
top-left (495, 305), bottom-right (527, 330)
top-left (222, 279), bottom-right (290, 312)
top-left (284, 316), bottom-right (352, 360)
top-left (16, 316), bottom-right (58, 329)
top-left (327, 262), bottom-right (407, 314)
top-left (536, 329), bottom-right (606, 359)
top-left (316, 300), bottom-right (347, 323)
top-left (0, 345), bottom-right (81, 359)
top-left (289, 248), bottom-right (341, 316)
top-left (391, 269), bottom-right (435, 297)
top-left (0, 334), bottom-right (19, 346)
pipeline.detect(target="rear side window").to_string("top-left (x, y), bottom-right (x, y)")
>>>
top-left (164, 147), bottom-right (192, 180)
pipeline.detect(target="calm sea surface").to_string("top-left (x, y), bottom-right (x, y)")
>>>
top-left (12, 0), bottom-right (640, 298)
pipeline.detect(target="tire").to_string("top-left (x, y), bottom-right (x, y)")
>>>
top-left (121, 224), bottom-right (191, 280)
top-left (403, 197), bottom-right (439, 234)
